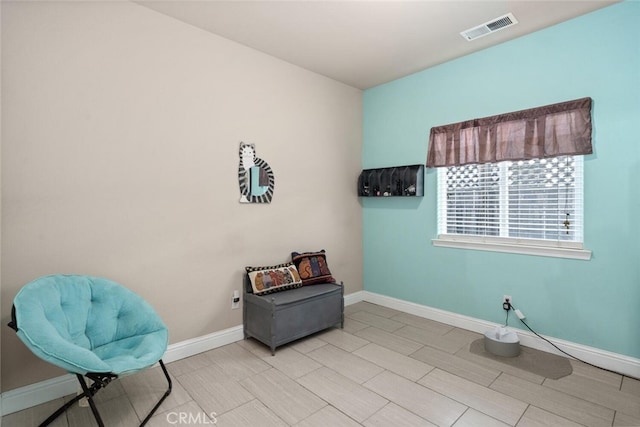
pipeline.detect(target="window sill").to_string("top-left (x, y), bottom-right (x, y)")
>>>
top-left (432, 236), bottom-right (592, 260)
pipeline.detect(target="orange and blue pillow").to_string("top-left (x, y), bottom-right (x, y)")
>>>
top-left (291, 250), bottom-right (336, 285)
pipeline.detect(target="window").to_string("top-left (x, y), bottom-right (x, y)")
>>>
top-left (434, 155), bottom-right (591, 260)
top-left (427, 97), bottom-right (593, 260)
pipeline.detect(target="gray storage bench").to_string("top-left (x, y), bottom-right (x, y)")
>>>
top-left (243, 274), bottom-right (344, 355)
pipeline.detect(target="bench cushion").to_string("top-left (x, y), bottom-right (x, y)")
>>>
top-left (254, 283), bottom-right (341, 306)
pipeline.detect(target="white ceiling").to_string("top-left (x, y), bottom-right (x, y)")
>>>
top-left (137, 0), bottom-right (618, 89)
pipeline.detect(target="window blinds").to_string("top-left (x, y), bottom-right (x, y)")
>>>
top-left (437, 156), bottom-right (584, 243)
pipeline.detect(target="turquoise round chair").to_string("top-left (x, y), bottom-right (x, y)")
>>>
top-left (8, 274), bottom-right (172, 426)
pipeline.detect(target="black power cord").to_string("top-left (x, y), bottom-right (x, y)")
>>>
top-left (503, 301), bottom-right (639, 381)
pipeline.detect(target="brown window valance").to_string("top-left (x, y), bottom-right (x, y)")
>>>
top-left (426, 97), bottom-right (593, 168)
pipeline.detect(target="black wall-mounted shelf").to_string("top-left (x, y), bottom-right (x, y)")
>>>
top-left (358, 164), bottom-right (424, 197)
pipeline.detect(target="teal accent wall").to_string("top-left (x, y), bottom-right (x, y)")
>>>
top-left (362, 2), bottom-right (640, 358)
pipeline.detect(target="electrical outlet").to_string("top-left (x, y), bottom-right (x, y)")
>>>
top-left (232, 290), bottom-right (240, 309)
top-left (502, 295), bottom-right (512, 311)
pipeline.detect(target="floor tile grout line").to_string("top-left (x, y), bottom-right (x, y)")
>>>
top-left (514, 403), bottom-right (531, 426)
top-left (539, 378), bottom-right (640, 420)
top-left (417, 367), bottom-right (530, 426)
top-left (350, 308), bottom-right (483, 352)
top-left (363, 367), bottom-right (468, 426)
top-left (451, 407), bottom-right (471, 427)
top-left (361, 368), bottom-right (428, 425)
top-left (346, 320), bottom-right (459, 356)
top-left (491, 372), bottom-right (618, 426)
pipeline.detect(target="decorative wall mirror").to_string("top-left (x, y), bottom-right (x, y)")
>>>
top-left (238, 142), bottom-right (275, 204)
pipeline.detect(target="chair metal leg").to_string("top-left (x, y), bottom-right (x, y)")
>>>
top-left (38, 386), bottom-right (90, 427)
top-left (38, 374), bottom-right (110, 427)
top-left (140, 359), bottom-right (173, 426)
top-left (36, 361), bottom-right (171, 427)
top-left (78, 374), bottom-right (105, 427)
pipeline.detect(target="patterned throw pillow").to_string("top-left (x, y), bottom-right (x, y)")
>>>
top-left (291, 250), bottom-right (336, 285)
top-left (245, 263), bottom-right (303, 295)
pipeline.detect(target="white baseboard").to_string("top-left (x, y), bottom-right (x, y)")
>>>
top-left (343, 290), bottom-right (365, 307)
top-left (2, 290), bottom-right (637, 417)
top-left (0, 374), bottom-right (78, 419)
top-left (163, 325), bottom-right (244, 364)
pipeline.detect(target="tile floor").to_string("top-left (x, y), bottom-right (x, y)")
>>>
top-left (3, 302), bottom-right (640, 426)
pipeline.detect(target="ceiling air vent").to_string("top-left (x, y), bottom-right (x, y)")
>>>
top-left (460, 13), bottom-right (518, 41)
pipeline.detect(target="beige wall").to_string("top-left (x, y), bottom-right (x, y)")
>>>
top-left (1, 1), bottom-right (363, 391)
